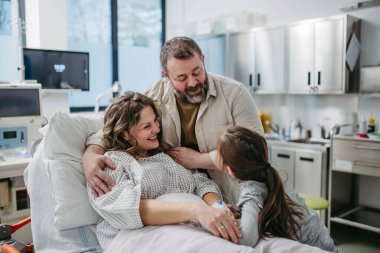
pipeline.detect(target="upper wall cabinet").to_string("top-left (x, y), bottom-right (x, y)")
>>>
top-left (228, 32), bottom-right (255, 90)
top-left (228, 27), bottom-right (286, 93)
top-left (286, 15), bottom-right (360, 94)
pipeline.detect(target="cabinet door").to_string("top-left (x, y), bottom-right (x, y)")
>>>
top-left (315, 18), bottom-right (344, 92)
top-left (287, 23), bottom-right (315, 93)
top-left (197, 35), bottom-right (226, 76)
top-left (228, 32), bottom-right (255, 89)
top-left (270, 147), bottom-right (295, 187)
top-left (255, 28), bottom-right (285, 93)
top-left (295, 150), bottom-right (322, 196)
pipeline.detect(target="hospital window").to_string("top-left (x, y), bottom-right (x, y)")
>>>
top-left (117, 0), bottom-right (163, 93)
top-left (0, 0), bottom-right (19, 83)
top-left (67, 0), bottom-right (164, 111)
top-left (0, 0), bottom-right (12, 35)
top-left (66, 0), bottom-right (113, 109)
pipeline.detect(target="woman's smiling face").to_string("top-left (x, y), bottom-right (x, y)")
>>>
top-left (123, 105), bottom-right (160, 157)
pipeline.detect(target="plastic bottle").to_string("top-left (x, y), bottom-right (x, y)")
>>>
top-left (368, 113), bottom-right (376, 133)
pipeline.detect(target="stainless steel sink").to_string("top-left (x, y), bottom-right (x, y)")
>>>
top-left (286, 139), bottom-right (330, 146)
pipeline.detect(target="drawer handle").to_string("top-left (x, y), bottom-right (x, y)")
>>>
top-left (353, 145), bottom-right (380, 151)
top-left (277, 154), bottom-right (290, 159)
top-left (300, 157), bottom-right (314, 162)
top-left (355, 161), bottom-right (380, 168)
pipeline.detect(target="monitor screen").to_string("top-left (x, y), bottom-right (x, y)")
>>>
top-left (0, 86), bottom-right (41, 118)
top-left (23, 48), bottom-right (89, 91)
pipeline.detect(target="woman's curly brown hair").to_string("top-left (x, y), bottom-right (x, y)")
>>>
top-left (103, 91), bottom-right (162, 157)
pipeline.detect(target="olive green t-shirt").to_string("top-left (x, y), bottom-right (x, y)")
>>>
top-left (175, 97), bottom-right (200, 151)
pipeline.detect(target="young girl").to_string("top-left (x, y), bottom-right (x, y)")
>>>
top-left (217, 125), bottom-right (336, 252)
top-left (88, 92), bottom-right (239, 249)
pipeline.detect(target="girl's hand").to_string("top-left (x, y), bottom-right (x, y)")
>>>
top-left (227, 203), bottom-right (241, 219)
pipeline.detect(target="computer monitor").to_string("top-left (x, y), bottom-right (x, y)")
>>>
top-left (0, 83), bottom-right (42, 120)
top-left (23, 48), bottom-right (89, 91)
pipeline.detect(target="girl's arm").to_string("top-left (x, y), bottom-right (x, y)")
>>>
top-left (237, 181), bottom-right (267, 247)
top-left (238, 197), bottom-right (261, 247)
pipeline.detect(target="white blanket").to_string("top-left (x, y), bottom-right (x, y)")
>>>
top-left (106, 224), bottom-right (331, 253)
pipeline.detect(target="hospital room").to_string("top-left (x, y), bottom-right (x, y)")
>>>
top-left (0, 0), bottom-right (380, 252)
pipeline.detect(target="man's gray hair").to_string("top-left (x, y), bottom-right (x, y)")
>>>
top-left (160, 36), bottom-right (204, 73)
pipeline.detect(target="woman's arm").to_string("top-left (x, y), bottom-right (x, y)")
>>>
top-left (140, 199), bottom-right (240, 244)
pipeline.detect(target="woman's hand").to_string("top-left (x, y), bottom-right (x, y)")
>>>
top-left (193, 204), bottom-right (242, 244)
top-left (82, 145), bottom-right (116, 197)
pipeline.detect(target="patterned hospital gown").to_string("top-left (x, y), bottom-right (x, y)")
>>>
top-left (88, 151), bottom-right (221, 249)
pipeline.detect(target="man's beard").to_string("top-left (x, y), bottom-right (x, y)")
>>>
top-left (173, 78), bottom-right (208, 104)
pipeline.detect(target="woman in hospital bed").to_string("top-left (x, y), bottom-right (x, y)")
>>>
top-left (217, 126), bottom-right (336, 252)
top-left (88, 91), bottom-right (241, 250)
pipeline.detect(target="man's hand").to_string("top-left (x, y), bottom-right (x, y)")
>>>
top-left (82, 145), bottom-right (117, 197)
top-left (167, 147), bottom-right (215, 169)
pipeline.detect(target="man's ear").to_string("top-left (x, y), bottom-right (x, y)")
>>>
top-left (161, 70), bottom-right (168, 78)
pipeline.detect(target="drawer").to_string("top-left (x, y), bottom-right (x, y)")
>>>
top-left (333, 138), bottom-right (380, 161)
top-left (332, 157), bottom-right (380, 177)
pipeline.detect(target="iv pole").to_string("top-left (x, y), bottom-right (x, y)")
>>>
top-left (17, 17), bottom-right (25, 82)
top-left (94, 81), bottom-right (122, 114)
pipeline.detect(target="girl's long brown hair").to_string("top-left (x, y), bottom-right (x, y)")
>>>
top-left (217, 126), bottom-right (304, 240)
top-left (103, 91), bottom-right (162, 157)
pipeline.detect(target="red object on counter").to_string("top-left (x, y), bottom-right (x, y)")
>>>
top-left (356, 133), bottom-right (368, 138)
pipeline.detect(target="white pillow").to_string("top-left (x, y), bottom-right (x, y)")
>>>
top-left (44, 112), bottom-right (103, 230)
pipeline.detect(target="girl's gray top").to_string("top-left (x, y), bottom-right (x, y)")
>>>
top-left (237, 180), bottom-right (336, 252)
top-left (88, 151), bottom-right (221, 249)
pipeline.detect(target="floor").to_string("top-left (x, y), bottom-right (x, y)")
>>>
top-left (331, 223), bottom-right (380, 253)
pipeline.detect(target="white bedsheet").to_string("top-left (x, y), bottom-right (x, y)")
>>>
top-left (106, 224), bottom-right (331, 253)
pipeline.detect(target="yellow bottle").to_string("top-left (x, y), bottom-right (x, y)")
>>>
top-left (368, 113), bottom-right (376, 133)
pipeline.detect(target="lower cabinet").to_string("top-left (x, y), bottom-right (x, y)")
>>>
top-left (269, 144), bottom-right (328, 198)
top-left (295, 150), bottom-right (324, 197)
top-left (270, 146), bottom-right (295, 188)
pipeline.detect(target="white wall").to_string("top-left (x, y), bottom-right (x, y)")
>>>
top-left (25, 0), bottom-right (67, 50)
top-left (166, 0), bottom-right (380, 134)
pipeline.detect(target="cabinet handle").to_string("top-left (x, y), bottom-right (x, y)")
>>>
top-left (307, 72), bottom-right (311, 86)
top-left (353, 145), bottom-right (380, 151)
top-left (277, 154), bottom-right (290, 159)
top-left (354, 161), bottom-right (380, 168)
top-left (249, 74), bottom-right (253, 87)
top-left (300, 157), bottom-right (314, 162)
top-left (257, 73), bottom-right (261, 86)
top-left (317, 71), bottom-right (321, 85)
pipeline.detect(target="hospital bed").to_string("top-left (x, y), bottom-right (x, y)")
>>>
top-left (21, 112), bottom-right (331, 253)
